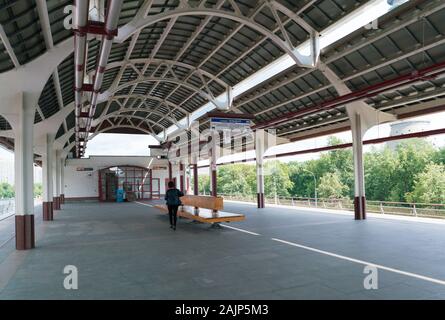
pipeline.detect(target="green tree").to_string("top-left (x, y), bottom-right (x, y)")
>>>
top-left (390, 139), bottom-right (435, 201)
top-left (317, 171), bottom-right (348, 199)
top-left (432, 147), bottom-right (445, 165)
top-left (0, 182), bottom-right (14, 199)
top-left (264, 160), bottom-right (293, 198)
top-left (34, 183), bottom-right (42, 198)
top-left (322, 137), bottom-right (354, 197)
top-left (196, 175), bottom-right (210, 195)
top-left (287, 137), bottom-right (353, 198)
top-left (406, 163), bottom-right (445, 204)
top-left (217, 164), bottom-right (256, 196)
top-left (364, 147), bottom-right (398, 201)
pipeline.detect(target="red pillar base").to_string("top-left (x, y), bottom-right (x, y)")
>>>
top-left (15, 215), bottom-right (35, 250)
top-left (180, 175), bottom-right (184, 194)
top-left (257, 193), bottom-right (265, 208)
top-left (60, 194), bottom-right (65, 204)
top-left (43, 201), bottom-right (53, 221)
top-left (354, 196), bottom-right (366, 220)
top-left (53, 196), bottom-right (61, 210)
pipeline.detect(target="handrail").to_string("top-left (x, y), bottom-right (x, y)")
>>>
top-left (217, 193), bottom-right (445, 219)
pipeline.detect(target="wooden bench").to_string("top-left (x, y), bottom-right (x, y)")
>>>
top-left (153, 195), bottom-right (245, 226)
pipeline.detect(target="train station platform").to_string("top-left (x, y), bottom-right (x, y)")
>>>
top-left (1, 201), bottom-right (445, 300)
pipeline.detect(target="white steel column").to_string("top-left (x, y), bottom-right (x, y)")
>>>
top-left (185, 163), bottom-right (191, 194)
top-left (42, 134), bottom-right (54, 221)
top-left (255, 129), bottom-right (265, 208)
top-left (60, 157), bottom-right (65, 204)
top-left (179, 162), bottom-right (185, 193)
top-left (346, 104), bottom-right (396, 220)
top-left (52, 149), bottom-right (61, 210)
top-left (56, 150), bottom-right (63, 207)
top-left (209, 132), bottom-right (218, 198)
top-left (174, 162), bottom-right (180, 189)
top-left (351, 113), bottom-right (366, 220)
top-left (14, 92), bottom-right (36, 250)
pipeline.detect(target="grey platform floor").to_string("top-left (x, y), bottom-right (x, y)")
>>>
top-left (1, 200), bottom-right (445, 300)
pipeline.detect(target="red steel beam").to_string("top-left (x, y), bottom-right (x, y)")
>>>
top-left (252, 61), bottom-right (445, 130)
top-left (197, 127), bottom-right (445, 168)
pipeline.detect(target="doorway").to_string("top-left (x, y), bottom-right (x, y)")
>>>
top-left (152, 178), bottom-right (160, 199)
top-left (99, 166), bottom-right (153, 201)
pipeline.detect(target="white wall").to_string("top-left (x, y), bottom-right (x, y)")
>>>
top-left (63, 156), bottom-right (169, 199)
top-left (152, 168), bottom-right (169, 195)
top-left (64, 164), bottom-right (98, 198)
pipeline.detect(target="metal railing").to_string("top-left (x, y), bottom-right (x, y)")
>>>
top-left (218, 194), bottom-right (445, 219)
top-left (0, 198), bottom-right (15, 217)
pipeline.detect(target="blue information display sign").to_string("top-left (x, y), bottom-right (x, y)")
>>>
top-left (210, 117), bottom-right (251, 131)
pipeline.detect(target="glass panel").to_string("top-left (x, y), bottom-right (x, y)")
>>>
top-left (142, 192), bottom-right (151, 199)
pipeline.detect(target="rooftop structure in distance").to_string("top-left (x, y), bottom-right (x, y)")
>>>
top-left (387, 120), bottom-right (431, 149)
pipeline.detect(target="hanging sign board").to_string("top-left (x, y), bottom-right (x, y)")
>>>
top-left (152, 166), bottom-right (167, 170)
top-left (210, 118), bottom-right (251, 131)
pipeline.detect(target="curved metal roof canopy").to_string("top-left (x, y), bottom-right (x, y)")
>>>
top-left (0, 0), bottom-right (444, 157)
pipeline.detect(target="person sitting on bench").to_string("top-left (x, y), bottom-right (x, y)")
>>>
top-left (165, 181), bottom-right (184, 230)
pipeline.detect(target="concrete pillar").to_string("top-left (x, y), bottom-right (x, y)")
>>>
top-left (193, 164), bottom-right (199, 196)
top-left (209, 138), bottom-right (217, 197)
top-left (168, 161), bottom-right (172, 181)
top-left (185, 164), bottom-right (190, 194)
top-left (346, 104), bottom-right (396, 220)
top-left (351, 113), bottom-right (366, 220)
top-left (52, 149), bottom-right (61, 210)
top-left (56, 152), bottom-right (63, 207)
top-left (42, 134), bottom-right (54, 221)
top-left (256, 161), bottom-right (265, 208)
top-left (60, 157), bottom-right (65, 204)
top-left (255, 129), bottom-right (265, 208)
top-left (14, 92), bottom-right (36, 250)
top-left (179, 162), bottom-right (184, 193)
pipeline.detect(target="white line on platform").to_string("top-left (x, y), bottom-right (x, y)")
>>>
top-left (220, 224), bottom-right (260, 236)
top-left (272, 238), bottom-right (445, 287)
top-left (0, 234), bottom-right (15, 248)
top-left (0, 213), bottom-right (14, 222)
top-left (135, 201), bottom-right (153, 207)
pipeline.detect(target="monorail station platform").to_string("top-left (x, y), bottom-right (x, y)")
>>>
top-left (1, 201), bottom-right (445, 300)
top-left (1, 0), bottom-right (445, 303)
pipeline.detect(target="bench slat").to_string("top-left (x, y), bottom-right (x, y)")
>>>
top-left (153, 204), bottom-right (245, 224)
top-left (180, 195), bottom-right (224, 211)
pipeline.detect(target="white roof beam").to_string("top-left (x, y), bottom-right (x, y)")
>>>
top-left (0, 24), bottom-right (19, 68)
top-left (36, 0), bottom-right (53, 49)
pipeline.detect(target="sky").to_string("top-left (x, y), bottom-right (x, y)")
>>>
top-left (0, 146), bottom-right (42, 184)
top-left (83, 133), bottom-right (156, 157)
top-left (1, 112), bottom-right (444, 181)
top-left (0, 0), bottom-right (437, 182)
top-left (75, 112), bottom-right (444, 162)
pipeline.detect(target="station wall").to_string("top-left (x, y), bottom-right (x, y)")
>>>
top-left (63, 156), bottom-right (169, 200)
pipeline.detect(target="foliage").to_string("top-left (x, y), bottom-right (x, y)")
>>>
top-left (364, 147), bottom-right (398, 201)
top-left (217, 164), bottom-right (255, 195)
top-left (201, 137), bottom-right (445, 205)
top-left (317, 171), bottom-right (348, 199)
top-left (0, 182), bottom-right (14, 199)
top-left (287, 136), bottom-right (353, 198)
top-left (0, 182), bottom-right (44, 199)
top-left (406, 163), bottom-right (445, 204)
top-left (264, 161), bottom-right (293, 197)
top-left (196, 175), bottom-right (211, 195)
top-left (389, 139), bottom-right (435, 201)
top-left (34, 183), bottom-right (43, 198)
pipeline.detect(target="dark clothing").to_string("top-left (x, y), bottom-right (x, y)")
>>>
top-left (165, 188), bottom-right (184, 206)
top-left (165, 188), bottom-right (184, 228)
top-left (168, 205), bottom-right (179, 227)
